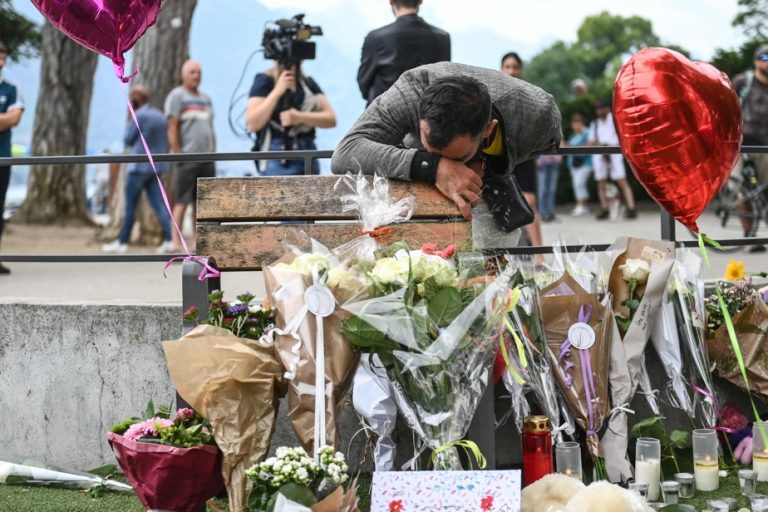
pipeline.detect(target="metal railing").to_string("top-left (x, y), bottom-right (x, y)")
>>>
top-left (1, 146), bottom-right (767, 263)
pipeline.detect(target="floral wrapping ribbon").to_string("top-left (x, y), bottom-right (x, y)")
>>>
top-left (559, 304), bottom-right (598, 436)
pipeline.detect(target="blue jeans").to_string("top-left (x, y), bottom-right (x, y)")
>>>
top-left (537, 163), bottom-right (560, 217)
top-left (258, 137), bottom-right (321, 176)
top-left (119, 171), bottom-right (172, 244)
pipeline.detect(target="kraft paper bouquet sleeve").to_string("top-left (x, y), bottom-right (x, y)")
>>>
top-left (163, 325), bottom-right (284, 512)
top-left (540, 271), bottom-right (613, 479)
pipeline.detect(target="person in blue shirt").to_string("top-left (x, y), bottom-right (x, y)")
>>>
top-left (245, 62), bottom-right (336, 175)
top-left (0, 41), bottom-right (24, 275)
top-left (102, 86), bottom-right (173, 254)
top-left (565, 113), bottom-right (593, 216)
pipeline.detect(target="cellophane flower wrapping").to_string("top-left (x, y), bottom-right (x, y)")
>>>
top-left (340, 242), bottom-right (513, 470)
top-left (500, 258), bottom-right (574, 441)
top-left (107, 432), bottom-right (224, 512)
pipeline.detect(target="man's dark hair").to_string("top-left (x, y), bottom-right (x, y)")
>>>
top-left (418, 76), bottom-right (492, 149)
top-left (393, 0), bottom-right (421, 8)
top-left (501, 51), bottom-right (523, 68)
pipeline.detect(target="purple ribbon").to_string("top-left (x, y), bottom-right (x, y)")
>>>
top-left (560, 304), bottom-right (598, 436)
top-left (122, 81), bottom-right (219, 282)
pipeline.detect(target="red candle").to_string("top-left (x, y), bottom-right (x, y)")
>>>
top-left (522, 415), bottom-right (553, 486)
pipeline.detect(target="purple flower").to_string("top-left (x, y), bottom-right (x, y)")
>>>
top-left (227, 304), bottom-right (248, 314)
top-left (123, 417), bottom-right (173, 441)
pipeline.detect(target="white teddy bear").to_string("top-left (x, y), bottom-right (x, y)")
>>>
top-left (522, 475), bottom-right (652, 512)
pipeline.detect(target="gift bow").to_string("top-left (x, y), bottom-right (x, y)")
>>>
top-left (560, 305), bottom-right (599, 436)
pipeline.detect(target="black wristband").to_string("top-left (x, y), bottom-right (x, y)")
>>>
top-left (410, 151), bottom-right (440, 184)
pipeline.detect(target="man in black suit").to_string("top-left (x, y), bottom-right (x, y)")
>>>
top-left (357, 0), bottom-right (451, 105)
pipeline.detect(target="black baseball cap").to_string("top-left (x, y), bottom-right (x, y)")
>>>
top-left (594, 98), bottom-right (611, 109)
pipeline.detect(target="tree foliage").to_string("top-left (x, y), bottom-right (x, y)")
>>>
top-left (0, 0), bottom-right (42, 61)
top-left (732, 0), bottom-right (768, 40)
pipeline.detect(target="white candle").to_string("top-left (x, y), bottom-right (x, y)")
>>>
top-left (694, 457), bottom-right (720, 491)
top-left (636, 459), bottom-right (661, 501)
top-left (754, 452), bottom-right (768, 482)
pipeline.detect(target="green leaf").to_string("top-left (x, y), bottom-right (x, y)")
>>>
top-left (4, 475), bottom-right (29, 485)
top-left (626, 299), bottom-right (641, 311)
top-left (615, 315), bottom-right (631, 334)
top-left (142, 400), bottom-right (155, 420)
top-left (669, 430), bottom-right (690, 449)
top-left (340, 317), bottom-right (395, 350)
top-left (428, 287), bottom-right (463, 327)
top-left (460, 286), bottom-right (477, 307)
top-left (87, 464), bottom-right (117, 478)
top-left (422, 277), bottom-right (441, 300)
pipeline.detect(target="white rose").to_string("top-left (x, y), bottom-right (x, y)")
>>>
top-left (327, 267), bottom-right (354, 289)
top-left (619, 259), bottom-right (651, 284)
top-left (371, 257), bottom-right (408, 285)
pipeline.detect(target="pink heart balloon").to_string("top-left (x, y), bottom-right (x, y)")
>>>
top-left (32, 0), bottom-right (162, 79)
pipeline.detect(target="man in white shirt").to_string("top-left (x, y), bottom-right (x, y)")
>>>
top-left (588, 98), bottom-right (636, 220)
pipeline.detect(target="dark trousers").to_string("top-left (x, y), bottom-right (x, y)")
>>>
top-left (0, 166), bottom-right (10, 238)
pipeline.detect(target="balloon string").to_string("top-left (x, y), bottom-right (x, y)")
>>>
top-left (120, 79), bottom-right (219, 281)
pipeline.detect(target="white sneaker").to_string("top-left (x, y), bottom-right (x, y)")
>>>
top-left (571, 205), bottom-right (588, 216)
top-left (102, 240), bottom-right (128, 254)
top-left (155, 241), bottom-right (175, 254)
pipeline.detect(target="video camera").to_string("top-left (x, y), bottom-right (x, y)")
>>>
top-left (262, 14), bottom-right (323, 68)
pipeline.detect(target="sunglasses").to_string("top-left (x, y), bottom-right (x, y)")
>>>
top-left (757, 54), bottom-right (768, 62)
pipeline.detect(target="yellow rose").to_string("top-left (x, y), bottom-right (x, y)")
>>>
top-left (619, 259), bottom-right (651, 284)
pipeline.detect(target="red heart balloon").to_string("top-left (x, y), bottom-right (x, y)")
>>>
top-left (32, 0), bottom-right (162, 79)
top-left (613, 48), bottom-right (742, 233)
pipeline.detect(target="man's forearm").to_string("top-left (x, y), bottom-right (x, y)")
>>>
top-left (0, 109), bottom-right (22, 131)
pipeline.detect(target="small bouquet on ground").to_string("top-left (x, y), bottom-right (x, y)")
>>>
top-left (706, 260), bottom-right (768, 395)
top-left (340, 241), bottom-right (513, 470)
top-left (107, 401), bottom-right (224, 512)
top-left (0, 459), bottom-right (132, 493)
top-left (539, 271), bottom-right (614, 480)
top-left (247, 446), bottom-right (358, 512)
top-left (163, 291), bottom-right (282, 512)
top-left (500, 258), bottom-right (574, 441)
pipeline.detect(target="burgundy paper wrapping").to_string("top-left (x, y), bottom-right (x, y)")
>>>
top-left (107, 432), bottom-right (223, 512)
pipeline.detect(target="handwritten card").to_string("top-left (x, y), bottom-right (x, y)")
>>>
top-left (371, 470), bottom-right (521, 512)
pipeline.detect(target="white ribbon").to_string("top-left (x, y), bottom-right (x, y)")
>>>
top-left (313, 308), bottom-right (326, 461)
top-left (609, 403), bottom-right (636, 418)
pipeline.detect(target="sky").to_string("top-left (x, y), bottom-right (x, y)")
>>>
top-left (4, 0), bottom-right (747, 176)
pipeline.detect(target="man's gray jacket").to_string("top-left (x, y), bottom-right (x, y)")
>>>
top-left (331, 62), bottom-right (562, 180)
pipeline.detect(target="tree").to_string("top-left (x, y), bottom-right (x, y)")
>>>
top-left (732, 0), bottom-right (768, 40)
top-left (0, 0), bottom-right (41, 61)
top-left (16, 23), bottom-right (98, 225)
top-left (100, 0), bottom-right (198, 245)
top-left (711, 39), bottom-right (765, 77)
top-left (524, 42), bottom-right (585, 105)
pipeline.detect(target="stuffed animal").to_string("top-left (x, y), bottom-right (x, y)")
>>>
top-left (564, 481), bottom-right (652, 512)
top-left (521, 474), bottom-right (585, 512)
top-left (522, 476), bottom-right (652, 512)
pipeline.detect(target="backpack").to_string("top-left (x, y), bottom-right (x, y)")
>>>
top-left (739, 70), bottom-right (754, 106)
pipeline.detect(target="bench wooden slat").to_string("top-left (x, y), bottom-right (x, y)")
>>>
top-left (196, 176), bottom-right (462, 222)
top-left (196, 222), bottom-right (472, 271)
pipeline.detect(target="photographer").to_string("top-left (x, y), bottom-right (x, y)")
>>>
top-left (245, 63), bottom-right (336, 175)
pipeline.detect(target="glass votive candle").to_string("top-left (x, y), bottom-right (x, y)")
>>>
top-left (660, 481), bottom-right (680, 504)
top-left (752, 493), bottom-right (768, 512)
top-left (636, 437), bottom-right (661, 501)
top-left (674, 472), bottom-right (695, 498)
top-left (754, 422), bottom-right (768, 482)
top-left (555, 442), bottom-right (582, 480)
top-left (628, 481), bottom-right (649, 500)
top-left (693, 429), bottom-right (719, 491)
top-left (739, 468), bottom-right (757, 496)
top-left (706, 499), bottom-right (729, 512)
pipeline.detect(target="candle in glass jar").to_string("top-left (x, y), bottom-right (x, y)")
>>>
top-left (693, 429), bottom-right (719, 492)
top-left (753, 422), bottom-right (768, 482)
top-left (555, 442), bottom-right (582, 480)
top-left (674, 472), bottom-right (695, 499)
top-left (522, 415), bottom-right (553, 486)
top-left (636, 437), bottom-right (662, 501)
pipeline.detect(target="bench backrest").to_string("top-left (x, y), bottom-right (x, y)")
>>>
top-left (195, 176), bottom-right (471, 271)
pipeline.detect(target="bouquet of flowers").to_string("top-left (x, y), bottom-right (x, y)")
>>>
top-left (500, 259), bottom-right (574, 441)
top-left (247, 446), bottom-right (358, 512)
top-left (539, 271), bottom-right (614, 480)
top-left (107, 401), bottom-right (224, 512)
top-left (340, 241), bottom-right (513, 470)
top-left (163, 291), bottom-right (282, 512)
top-left (706, 261), bottom-right (768, 395)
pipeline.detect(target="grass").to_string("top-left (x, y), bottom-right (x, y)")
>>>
top-left (0, 475), bottom-right (373, 512)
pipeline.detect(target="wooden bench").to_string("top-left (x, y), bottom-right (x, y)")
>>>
top-left (180, 175), bottom-right (500, 467)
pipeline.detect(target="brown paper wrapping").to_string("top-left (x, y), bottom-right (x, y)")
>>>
top-left (264, 253), bottom-right (360, 454)
top-left (310, 481), bottom-right (360, 512)
top-left (708, 301), bottom-right (768, 395)
top-left (162, 325), bottom-right (284, 512)
top-left (541, 272), bottom-right (612, 459)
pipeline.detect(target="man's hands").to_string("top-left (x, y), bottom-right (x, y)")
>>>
top-left (435, 158), bottom-right (484, 220)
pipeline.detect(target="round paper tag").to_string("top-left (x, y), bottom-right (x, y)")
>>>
top-left (304, 285), bottom-right (335, 318)
top-left (568, 322), bottom-right (596, 350)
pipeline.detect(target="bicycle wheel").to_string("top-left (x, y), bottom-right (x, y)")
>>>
top-left (688, 176), bottom-right (762, 251)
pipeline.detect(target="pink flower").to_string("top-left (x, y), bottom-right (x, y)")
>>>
top-left (174, 408), bottom-right (195, 422)
top-left (481, 495), bottom-right (494, 511)
top-left (123, 417), bottom-right (173, 441)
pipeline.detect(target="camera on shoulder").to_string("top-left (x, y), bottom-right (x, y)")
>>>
top-left (262, 14), bottom-right (323, 67)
